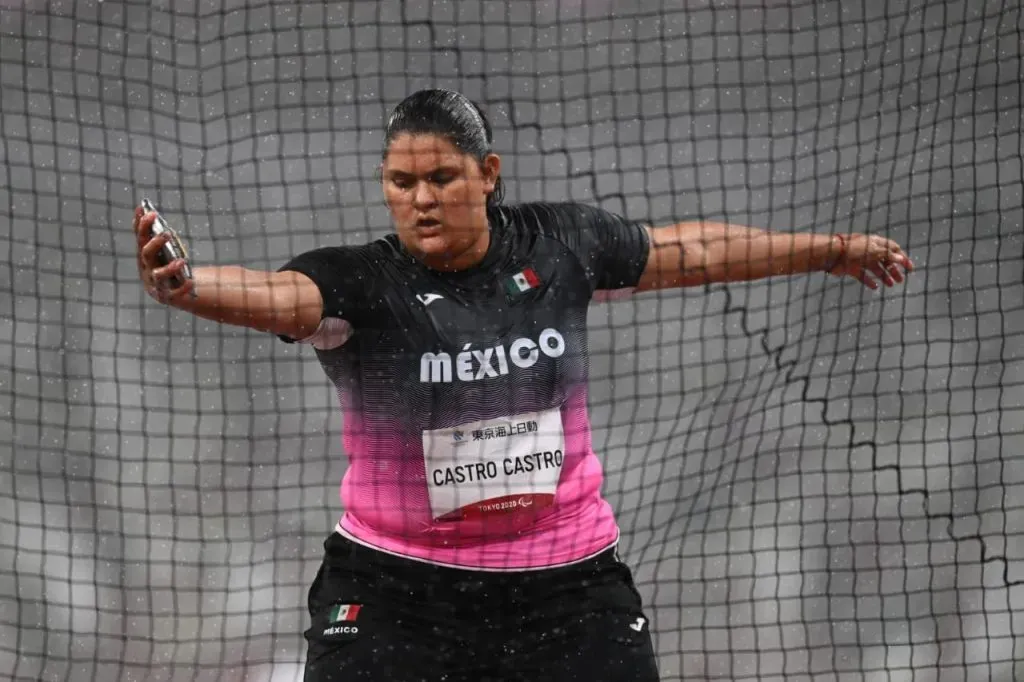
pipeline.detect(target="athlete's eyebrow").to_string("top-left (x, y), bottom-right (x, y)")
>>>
top-left (386, 163), bottom-right (463, 179)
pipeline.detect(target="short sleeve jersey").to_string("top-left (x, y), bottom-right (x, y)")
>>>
top-left (278, 202), bottom-right (650, 570)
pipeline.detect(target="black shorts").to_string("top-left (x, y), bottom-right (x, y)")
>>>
top-left (303, 532), bottom-right (660, 682)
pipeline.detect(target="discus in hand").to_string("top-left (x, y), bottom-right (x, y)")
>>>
top-left (135, 198), bottom-right (196, 301)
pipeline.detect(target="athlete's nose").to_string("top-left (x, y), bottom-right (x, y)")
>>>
top-left (412, 180), bottom-right (439, 211)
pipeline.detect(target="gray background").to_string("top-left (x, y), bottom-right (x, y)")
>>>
top-left (2, 0), bottom-right (1023, 680)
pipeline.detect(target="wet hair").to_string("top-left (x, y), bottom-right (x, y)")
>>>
top-left (383, 89), bottom-right (505, 206)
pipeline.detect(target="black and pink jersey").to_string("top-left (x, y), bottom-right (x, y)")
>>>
top-left (278, 202), bottom-right (650, 570)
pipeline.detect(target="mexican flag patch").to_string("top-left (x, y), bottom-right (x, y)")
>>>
top-left (329, 604), bottom-right (361, 623)
top-left (504, 267), bottom-right (541, 295)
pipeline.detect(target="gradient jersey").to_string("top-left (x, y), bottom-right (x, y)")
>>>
top-left (278, 202), bottom-right (650, 570)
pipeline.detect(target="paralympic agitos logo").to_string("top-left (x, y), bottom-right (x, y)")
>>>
top-left (419, 328), bottom-right (566, 383)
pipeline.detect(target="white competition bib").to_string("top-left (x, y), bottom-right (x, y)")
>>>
top-left (422, 407), bottom-right (565, 522)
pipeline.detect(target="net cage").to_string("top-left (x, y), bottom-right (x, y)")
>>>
top-left (1, 0), bottom-right (1023, 680)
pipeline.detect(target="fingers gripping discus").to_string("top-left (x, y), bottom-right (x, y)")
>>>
top-left (141, 198), bottom-right (194, 292)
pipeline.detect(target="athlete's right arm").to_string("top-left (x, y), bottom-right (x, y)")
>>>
top-left (134, 207), bottom-right (323, 340)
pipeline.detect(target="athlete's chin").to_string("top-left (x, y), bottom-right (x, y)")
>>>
top-left (410, 234), bottom-right (459, 259)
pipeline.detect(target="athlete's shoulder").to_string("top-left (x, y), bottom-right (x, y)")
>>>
top-left (282, 235), bottom-right (405, 273)
top-left (494, 201), bottom-right (639, 252)
top-left (275, 235), bottom-right (412, 326)
top-left (321, 234), bottom-right (405, 260)
top-left (491, 201), bottom-right (590, 234)
top-left (357, 234), bottom-right (407, 265)
top-left (490, 202), bottom-right (594, 253)
top-left (493, 201), bottom-right (651, 292)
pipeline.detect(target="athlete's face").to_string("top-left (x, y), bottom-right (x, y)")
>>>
top-left (383, 133), bottom-right (500, 270)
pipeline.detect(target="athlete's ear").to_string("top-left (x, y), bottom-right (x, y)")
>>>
top-left (481, 153), bottom-right (501, 195)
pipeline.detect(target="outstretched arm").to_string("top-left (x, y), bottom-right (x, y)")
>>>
top-left (134, 206), bottom-right (323, 340)
top-left (634, 221), bottom-right (914, 291)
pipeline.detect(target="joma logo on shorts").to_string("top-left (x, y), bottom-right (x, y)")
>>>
top-left (420, 329), bottom-right (566, 383)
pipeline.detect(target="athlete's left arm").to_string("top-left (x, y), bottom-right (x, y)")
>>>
top-left (634, 222), bottom-right (915, 292)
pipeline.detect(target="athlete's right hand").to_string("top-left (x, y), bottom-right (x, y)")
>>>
top-left (134, 205), bottom-right (195, 304)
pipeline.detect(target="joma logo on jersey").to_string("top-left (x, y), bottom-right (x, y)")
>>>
top-left (420, 328), bottom-right (566, 383)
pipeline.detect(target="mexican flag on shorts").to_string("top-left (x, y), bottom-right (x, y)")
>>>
top-left (504, 267), bottom-right (541, 295)
top-left (329, 604), bottom-right (361, 622)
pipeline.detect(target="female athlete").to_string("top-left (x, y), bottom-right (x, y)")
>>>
top-left (133, 89), bottom-right (913, 681)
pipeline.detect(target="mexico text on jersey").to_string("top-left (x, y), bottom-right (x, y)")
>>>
top-left (419, 327), bottom-right (565, 383)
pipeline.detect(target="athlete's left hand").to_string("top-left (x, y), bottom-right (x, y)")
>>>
top-left (828, 234), bottom-right (915, 289)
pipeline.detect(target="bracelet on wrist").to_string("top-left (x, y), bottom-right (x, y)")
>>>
top-left (825, 233), bottom-right (847, 273)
